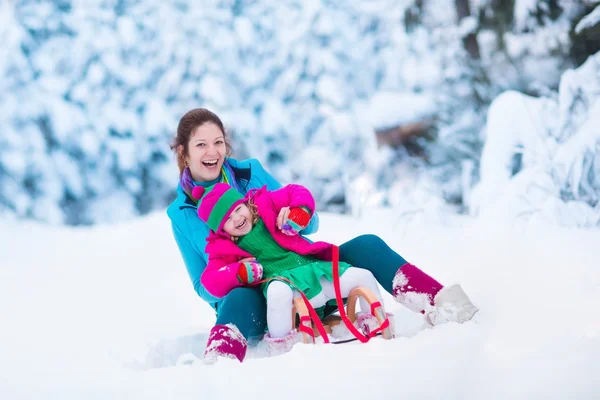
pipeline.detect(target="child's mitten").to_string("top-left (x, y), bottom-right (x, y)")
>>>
top-left (281, 207), bottom-right (311, 236)
top-left (237, 261), bottom-right (263, 284)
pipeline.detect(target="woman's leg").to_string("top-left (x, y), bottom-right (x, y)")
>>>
top-left (338, 234), bottom-right (413, 294)
top-left (338, 234), bottom-right (477, 324)
top-left (338, 235), bottom-right (442, 310)
top-left (215, 286), bottom-right (267, 339)
top-left (204, 286), bottom-right (267, 363)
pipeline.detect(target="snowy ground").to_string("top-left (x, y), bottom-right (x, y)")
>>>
top-left (1, 210), bottom-right (599, 399)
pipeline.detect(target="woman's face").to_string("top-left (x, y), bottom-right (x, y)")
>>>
top-left (183, 122), bottom-right (227, 182)
top-left (223, 203), bottom-right (253, 237)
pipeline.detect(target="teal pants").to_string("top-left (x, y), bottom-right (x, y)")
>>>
top-left (215, 234), bottom-right (408, 339)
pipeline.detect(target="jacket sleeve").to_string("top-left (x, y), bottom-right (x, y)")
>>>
top-left (302, 211), bottom-right (319, 234)
top-left (269, 184), bottom-right (316, 214)
top-left (248, 158), bottom-right (282, 191)
top-left (248, 158), bottom-right (320, 234)
top-left (200, 248), bottom-right (245, 299)
top-left (171, 221), bottom-right (221, 304)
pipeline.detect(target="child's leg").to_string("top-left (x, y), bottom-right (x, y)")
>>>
top-left (338, 267), bottom-right (384, 312)
top-left (265, 281), bottom-right (294, 338)
top-left (308, 267), bottom-right (384, 312)
top-left (265, 281), bottom-right (299, 356)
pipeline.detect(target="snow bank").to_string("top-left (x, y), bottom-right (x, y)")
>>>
top-left (1, 210), bottom-right (599, 399)
top-left (470, 52), bottom-right (600, 228)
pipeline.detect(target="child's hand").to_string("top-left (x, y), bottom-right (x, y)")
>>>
top-left (281, 207), bottom-right (311, 236)
top-left (277, 207), bottom-right (291, 231)
top-left (237, 260), bottom-right (263, 284)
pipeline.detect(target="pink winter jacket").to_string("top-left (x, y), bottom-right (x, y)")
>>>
top-left (200, 184), bottom-right (334, 299)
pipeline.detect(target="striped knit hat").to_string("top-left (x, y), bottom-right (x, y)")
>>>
top-left (193, 183), bottom-right (245, 233)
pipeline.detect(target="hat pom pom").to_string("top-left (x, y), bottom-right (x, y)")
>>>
top-left (192, 186), bottom-right (205, 200)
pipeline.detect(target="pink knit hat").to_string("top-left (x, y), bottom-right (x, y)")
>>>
top-left (192, 183), bottom-right (245, 233)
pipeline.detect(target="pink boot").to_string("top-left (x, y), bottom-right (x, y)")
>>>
top-left (355, 312), bottom-right (380, 336)
top-left (392, 263), bottom-right (443, 314)
top-left (264, 330), bottom-right (298, 356)
top-left (392, 264), bottom-right (478, 325)
top-left (204, 324), bottom-right (248, 364)
top-left (354, 312), bottom-right (395, 337)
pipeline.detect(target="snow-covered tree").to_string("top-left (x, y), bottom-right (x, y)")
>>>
top-left (470, 49), bottom-right (600, 227)
top-left (0, 0), bottom-right (598, 225)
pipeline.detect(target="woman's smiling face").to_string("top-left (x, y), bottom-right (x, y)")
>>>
top-left (185, 122), bottom-right (227, 182)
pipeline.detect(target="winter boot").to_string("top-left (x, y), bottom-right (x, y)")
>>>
top-left (354, 311), bottom-right (396, 337)
top-left (354, 312), bottom-right (379, 336)
top-left (264, 330), bottom-right (298, 356)
top-left (425, 284), bottom-right (479, 326)
top-left (392, 263), bottom-right (443, 314)
top-left (203, 324), bottom-right (248, 364)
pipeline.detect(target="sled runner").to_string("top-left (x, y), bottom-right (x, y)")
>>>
top-left (256, 246), bottom-right (394, 345)
top-left (292, 246), bottom-right (393, 344)
top-left (292, 286), bottom-right (394, 344)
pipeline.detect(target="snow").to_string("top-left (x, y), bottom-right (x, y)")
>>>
top-left (316, 75), bottom-right (347, 108)
top-left (1, 211), bottom-right (599, 399)
top-left (513, 0), bottom-right (539, 31)
top-left (575, 5), bottom-right (600, 34)
top-left (261, 99), bottom-right (289, 136)
top-left (366, 91), bottom-right (437, 129)
top-left (0, 147), bottom-right (27, 176)
top-left (470, 51), bottom-right (600, 227)
top-left (0, 10), bottom-right (598, 393)
top-left (294, 146), bottom-right (343, 180)
top-left (199, 76), bottom-right (229, 108)
top-left (458, 16), bottom-right (478, 37)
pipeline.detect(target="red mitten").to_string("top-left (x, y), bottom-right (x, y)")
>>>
top-left (281, 207), bottom-right (311, 236)
top-left (237, 261), bottom-right (263, 284)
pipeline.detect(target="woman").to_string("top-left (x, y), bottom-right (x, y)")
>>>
top-left (167, 108), bottom-right (478, 363)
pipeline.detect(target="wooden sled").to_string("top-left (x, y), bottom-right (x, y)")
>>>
top-left (292, 286), bottom-right (394, 344)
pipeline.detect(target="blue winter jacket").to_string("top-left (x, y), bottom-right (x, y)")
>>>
top-left (166, 158), bottom-right (320, 307)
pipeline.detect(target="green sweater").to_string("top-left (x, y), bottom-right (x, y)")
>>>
top-left (237, 219), bottom-right (351, 300)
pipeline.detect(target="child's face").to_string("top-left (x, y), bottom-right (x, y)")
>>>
top-left (223, 203), bottom-right (253, 237)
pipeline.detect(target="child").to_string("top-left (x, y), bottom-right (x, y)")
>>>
top-left (193, 182), bottom-right (387, 357)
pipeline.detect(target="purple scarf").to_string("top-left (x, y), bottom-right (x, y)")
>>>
top-left (179, 160), bottom-right (240, 203)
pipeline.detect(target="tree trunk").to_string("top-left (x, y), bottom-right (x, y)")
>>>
top-left (455, 0), bottom-right (480, 59)
top-left (374, 120), bottom-right (433, 149)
